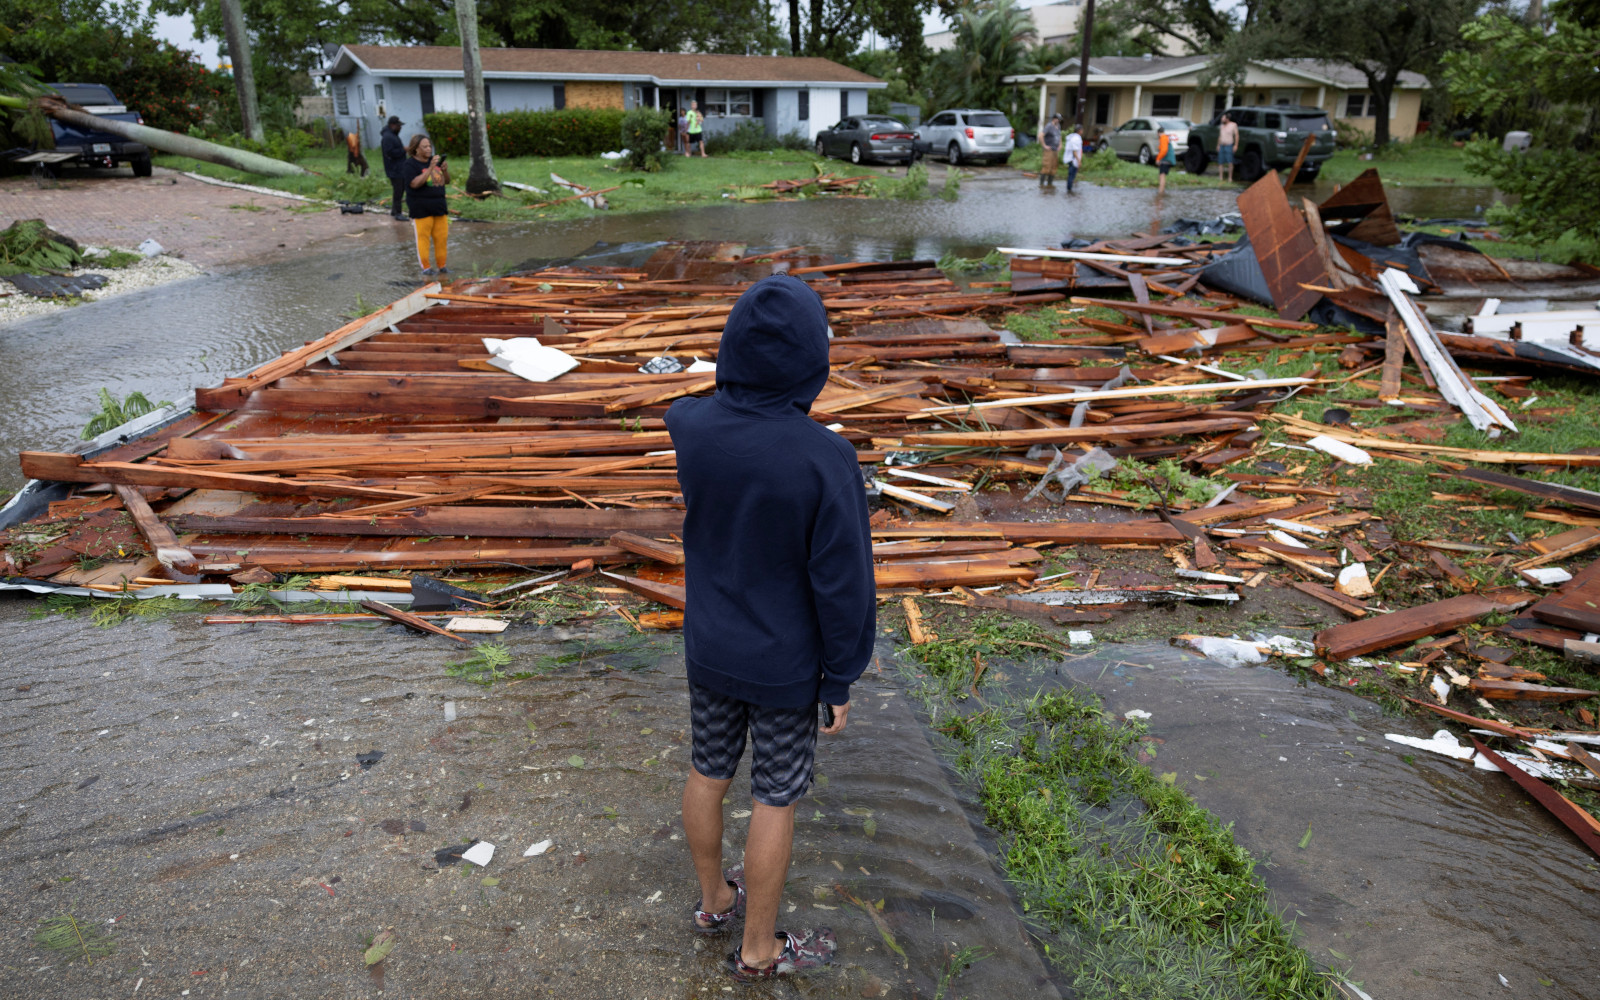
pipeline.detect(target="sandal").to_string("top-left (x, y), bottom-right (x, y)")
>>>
top-left (692, 865), bottom-right (746, 935)
top-left (726, 927), bottom-right (839, 980)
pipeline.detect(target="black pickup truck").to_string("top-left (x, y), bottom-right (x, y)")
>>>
top-left (42, 83), bottom-right (151, 177)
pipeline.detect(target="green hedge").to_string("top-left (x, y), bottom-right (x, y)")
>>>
top-left (422, 109), bottom-right (628, 158)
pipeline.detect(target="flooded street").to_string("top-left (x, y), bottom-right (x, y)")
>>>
top-left (0, 172), bottom-right (1496, 492)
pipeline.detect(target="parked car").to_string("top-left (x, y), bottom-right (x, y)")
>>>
top-left (42, 83), bottom-right (150, 177)
top-left (913, 109), bottom-right (1015, 166)
top-left (1104, 117), bottom-right (1192, 164)
top-left (1184, 105), bottom-right (1337, 182)
top-left (814, 115), bottom-right (917, 165)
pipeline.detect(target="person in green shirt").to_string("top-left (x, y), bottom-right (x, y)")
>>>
top-left (685, 100), bottom-right (707, 158)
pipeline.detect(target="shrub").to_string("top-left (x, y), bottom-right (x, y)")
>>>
top-left (423, 109), bottom-right (627, 159)
top-left (620, 107), bottom-right (672, 171)
top-left (702, 122), bottom-right (810, 155)
top-left (185, 125), bottom-right (320, 163)
top-left (879, 162), bottom-right (930, 199)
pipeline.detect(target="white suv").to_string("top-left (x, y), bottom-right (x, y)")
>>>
top-left (914, 109), bottom-right (1016, 166)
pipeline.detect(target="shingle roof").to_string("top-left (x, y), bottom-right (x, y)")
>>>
top-left (1052, 54), bottom-right (1211, 76)
top-left (1270, 59), bottom-right (1429, 89)
top-left (333, 45), bottom-right (883, 86)
top-left (1030, 54), bottom-right (1428, 88)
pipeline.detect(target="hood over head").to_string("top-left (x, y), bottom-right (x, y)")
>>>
top-left (714, 273), bottom-right (829, 417)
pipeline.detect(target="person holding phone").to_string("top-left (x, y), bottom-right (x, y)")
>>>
top-left (401, 134), bottom-right (451, 275)
top-left (667, 273), bottom-right (875, 981)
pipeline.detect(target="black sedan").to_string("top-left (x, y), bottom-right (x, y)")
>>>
top-left (814, 116), bottom-right (917, 165)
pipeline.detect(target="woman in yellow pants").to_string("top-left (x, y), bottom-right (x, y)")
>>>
top-left (401, 134), bottom-right (451, 274)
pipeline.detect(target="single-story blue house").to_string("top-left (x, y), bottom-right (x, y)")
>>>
top-left (320, 45), bottom-right (885, 148)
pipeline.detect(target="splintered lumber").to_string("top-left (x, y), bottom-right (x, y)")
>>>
top-left (359, 599), bottom-right (470, 643)
top-left (1471, 737), bottom-right (1600, 859)
top-left (113, 485), bottom-right (197, 573)
top-left (1314, 594), bottom-right (1501, 659)
top-left (912, 377), bottom-right (1313, 417)
top-left (1235, 173), bottom-right (1328, 320)
top-left (996, 247), bottom-right (1193, 266)
top-left (1468, 678), bottom-right (1597, 702)
top-left (1067, 297), bottom-right (1319, 331)
top-left (898, 416), bottom-right (1256, 447)
top-left (609, 531), bottom-right (685, 565)
top-left (175, 508), bottom-right (683, 539)
top-left (21, 452), bottom-right (408, 500)
top-left (1529, 560), bottom-right (1600, 633)
top-left (601, 571), bottom-right (687, 610)
top-left (1269, 417), bottom-right (1600, 467)
top-left (1379, 268), bottom-right (1517, 433)
top-left (902, 597), bottom-right (930, 644)
top-left (1448, 468), bottom-right (1600, 516)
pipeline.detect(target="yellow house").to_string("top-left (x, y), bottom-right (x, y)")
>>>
top-left (1004, 55), bottom-right (1429, 143)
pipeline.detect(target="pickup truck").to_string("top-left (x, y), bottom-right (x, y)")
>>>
top-left (41, 83), bottom-right (151, 177)
top-left (1183, 105), bottom-right (1336, 182)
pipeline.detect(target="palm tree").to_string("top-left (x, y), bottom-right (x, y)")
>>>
top-left (930, 1), bottom-right (1038, 111)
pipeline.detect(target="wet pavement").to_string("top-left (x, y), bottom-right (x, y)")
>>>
top-left (0, 596), bottom-right (1056, 999)
top-left (0, 171), bottom-right (1498, 492)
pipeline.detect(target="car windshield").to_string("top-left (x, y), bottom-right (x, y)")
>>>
top-left (1284, 113), bottom-right (1331, 132)
top-left (966, 113), bottom-right (1010, 128)
top-left (862, 118), bottom-right (909, 131)
top-left (1156, 118), bottom-right (1190, 130)
top-left (51, 84), bottom-right (116, 105)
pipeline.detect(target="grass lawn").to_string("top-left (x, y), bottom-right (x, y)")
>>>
top-left (1319, 142), bottom-right (1491, 187)
top-left (153, 146), bottom-right (906, 223)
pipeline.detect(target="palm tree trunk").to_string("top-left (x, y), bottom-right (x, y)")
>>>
top-left (23, 98), bottom-right (309, 177)
top-left (456, 0), bottom-right (500, 196)
top-left (218, 0), bottom-right (265, 143)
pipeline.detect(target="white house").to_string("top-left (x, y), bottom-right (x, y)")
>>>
top-left (320, 45), bottom-right (886, 147)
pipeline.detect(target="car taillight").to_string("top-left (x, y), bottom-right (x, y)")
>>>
top-left (965, 127), bottom-right (974, 139)
top-left (1010, 129), bottom-right (1016, 140)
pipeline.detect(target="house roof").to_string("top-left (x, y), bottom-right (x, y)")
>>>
top-left (325, 45), bottom-right (885, 88)
top-left (1008, 54), bottom-right (1428, 89)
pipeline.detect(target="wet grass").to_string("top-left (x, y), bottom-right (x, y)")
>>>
top-left (895, 609), bottom-right (1335, 999)
top-left (1319, 144), bottom-right (1490, 187)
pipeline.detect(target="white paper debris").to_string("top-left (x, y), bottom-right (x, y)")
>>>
top-left (1123, 709), bottom-right (1152, 720)
top-left (1336, 562), bottom-right (1374, 599)
top-left (1430, 674), bottom-right (1451, 705)
top-left (1268, 529), bottom-right (1309, 549)
top-left (1180, 635), bottom-right (1268, 668)
top-left (524, 839), bottom-right (553, 857)
top-left (461, 841), bottom-right (495, 866)
top-left (1385, 729), bottom-right (1475, 760)
top-left (444, 701), bottom-right (457, 722)
top-left (445, 617), bottom-right (508, 633)
top-left (482, 336), bottom-right (579, 382)
top-left (137, 238), bottom-right (165, 257)
top-left (685, 359), bottom-right (717, 373)
top-left (1304, 435), bottom-right (1372, 465)
top-left (1067, 630), bottom-right (1095, 645)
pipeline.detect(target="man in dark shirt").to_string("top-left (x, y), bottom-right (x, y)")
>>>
top-left (666, 273), bottom-right (875, 981)
top-left (380, 116), bottom-right (407, 220)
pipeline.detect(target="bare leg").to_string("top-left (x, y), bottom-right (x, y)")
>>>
top-left (683, 770), bottom-right (737, 914)
top-left (739, 800), bottom-right (797, 967)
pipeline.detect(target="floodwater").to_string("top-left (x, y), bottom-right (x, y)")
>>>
top-left (1009, 641), bottom-right (1600, 1000)
top-left (0, 600), bottom-right (1058, 998)
top-left (0, 171), bottom-right (1497, 492)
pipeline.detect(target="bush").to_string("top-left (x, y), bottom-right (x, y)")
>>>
top-left (703, 122), bottom-right (811, 155)
top-left (879, 162), bottom-right (930, 199)
top-left (424, 109), bottom-right (627, 159)
top-left (185, 125), bottom-right (320, 163)
top-left (620, 107), bottom-right (671, 172)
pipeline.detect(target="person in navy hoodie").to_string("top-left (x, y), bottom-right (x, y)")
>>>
top-left (665, 272), bottom-right (875, 981)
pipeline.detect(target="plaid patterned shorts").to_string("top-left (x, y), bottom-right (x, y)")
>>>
top-left (689, 683), bottom-right (819, 807)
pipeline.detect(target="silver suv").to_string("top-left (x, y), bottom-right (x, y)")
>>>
top-left (913, 108), bottom-right (1015, 166)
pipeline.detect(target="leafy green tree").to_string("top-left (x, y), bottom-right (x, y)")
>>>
top-left (928, 0), bottom-right (1036, 112)
top-left (1443, 0), bottom-right (1600, 256)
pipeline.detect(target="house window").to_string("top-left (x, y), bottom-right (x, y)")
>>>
top-left (1150, 93), bottom-right (1182, 117)
top-left (374, 84), bottom-right (384, 103)
top-left (1212, 93), bottom-right (1228, 119)
top-left (704, 88), bottom-right (752, 117)
top-left (334, 86), bottom-right (349, 115)
top-left (553, 84), bottom-right (565, 110)
top-left (840, 91), bottom-right (848, 120)
top-left (798, 89), bottom-right (809, 121)
top-left (1344, 93), bottom-right (1377, 117)
top-left (1272, 89), bottom-right (1301, 106)
top-left (482, 83), bottom-right (492, 111)
top-left (1094, 92), bottom-right (1111, 125)
top-left (419, 82), bottom-right (435, 116)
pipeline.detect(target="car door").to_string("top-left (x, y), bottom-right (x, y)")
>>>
top-left (923, 112), bottom-right (952, 152)
top-left (1109, 120), bottom-right (1138, 157)
top-left (841, 118), bottom-right (861, 155)
top-left (824, 121), bottom-right (844, 156)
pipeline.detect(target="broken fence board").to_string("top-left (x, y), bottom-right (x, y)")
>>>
top-left (1315, 594), bottom-right (1502, 660)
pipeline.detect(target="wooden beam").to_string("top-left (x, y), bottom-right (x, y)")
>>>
top-left (1314, 594), bottom-right (1501, 660)
top-left (609, 531), bottom-right (685, 565)
top-left (20, 452), bottom-right (407, 500)
top-left (113, 485), bottom-right (198, 574)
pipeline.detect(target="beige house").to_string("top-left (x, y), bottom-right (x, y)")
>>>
top-left (1005, 55), bottom-right (1429, 141)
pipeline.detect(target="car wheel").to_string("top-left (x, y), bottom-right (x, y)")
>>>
top-left (1240, 148), bottom-right (1265, 182)
top-left (1137, 144), bottom-right (1153, 166)
top-left (132, 155), bottom-right (152, 178)
top-left (1297, 162), bottom-right (1321, 181)
top-left (815, 138), bottom-right (826, 158)
top-left (1183, 143), bottom-right (1208, 175)
top-left (947, 142), bottom-right (962, 166)
top-left (850, 142), bottom-right (864, 165)
top-left (994, 154), bottom-right (1010, 165)
top-left (1096, 138), bottom-right (1110, 153)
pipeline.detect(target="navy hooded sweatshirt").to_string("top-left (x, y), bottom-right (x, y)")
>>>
top-left (665, 273), bottom-right (876, 709)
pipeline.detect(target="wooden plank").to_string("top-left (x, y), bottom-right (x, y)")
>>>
top-left (1235, 172), bottom-right (1328, 321)
top-left (913, 377), bottom-right (1314, 417)
top-left (1136, 324), bottom-right (1258, 355)
top-left (1448, 467), bottom-right (1600, 516)
top-left (1067, 297), bottom-right (1320, 331)
top-left (1471, 737), bottom-right (1600, 859)
top-left (186, 543), bottom-right (629, 572)
top-left (1315, 594), bottom-right (1501, 660)
top-left (1529, 559), bottom-right (1600, 633)
top-left (176, 507), bottom-right (684, 539)
top-left (899, 415), bottom-right (1255, 447)
top-left (1468, 678), bottom-right (1598, 702)
top-left (873, 559), bottom-right (1036, 588)
top-left (113, 485), bottom-right (198, 573)
top-left (20, 452), bottom-right (406, 501)
top-left (1289, 580), bottom-right (1367, 617)
top-left (609, 531), bottom-right (685, 565)
top-left (360, 599), bottom-right (469, 643)
top-left (1495, 616), bottom-right (1585, 651)
top-left (602, 571), bottom-right (686, 610)
top-left (902, 597), bottom-right (930, 644)
top-left (1380, 317), bottom-right (1405, 401)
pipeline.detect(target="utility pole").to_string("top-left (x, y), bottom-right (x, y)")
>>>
top-left (1074, 0), bottom-right (1096, 128)
top-left (218, 0), bottom-right (263, 142)
top-left (456, 0), bottom-right (500, 195)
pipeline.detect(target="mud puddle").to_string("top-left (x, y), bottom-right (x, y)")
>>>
top-left (0, 595), bottom-right (1057, 999)
top-left (979, 640), bottom-right (1599, 1000)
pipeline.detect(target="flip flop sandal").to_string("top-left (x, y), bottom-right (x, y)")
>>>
top-left (691, 865), bottom-right (746, 935)
top-left (725, 927), bottom-right (839, 981)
